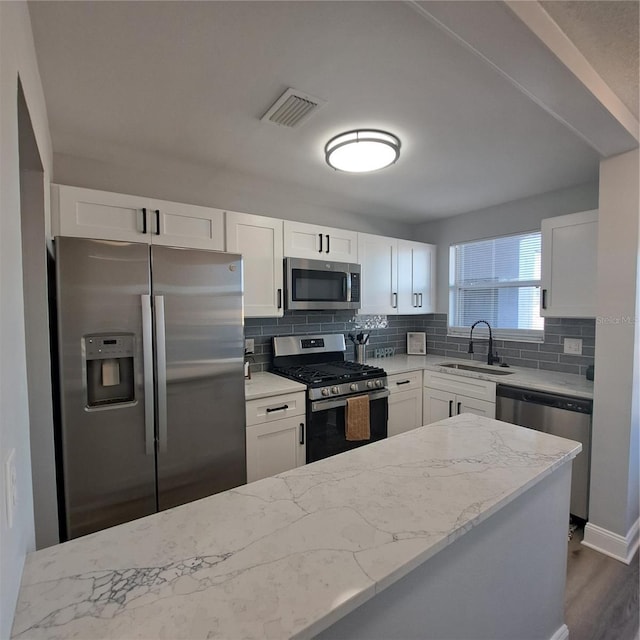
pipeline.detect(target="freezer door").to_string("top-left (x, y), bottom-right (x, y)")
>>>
top-left (152, 246), bottom-right (246, 511)
top-left (55, 237), bottom-right (157, 539)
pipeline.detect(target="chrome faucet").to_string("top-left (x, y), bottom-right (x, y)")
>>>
top-left (468, 320), bottom-right (499, 366)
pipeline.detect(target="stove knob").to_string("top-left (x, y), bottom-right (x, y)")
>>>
top-left (375, 379), bottom-right (383, 388)
top-left (350, 383), bottom-right (358, 392)
top-left (367, 381), bottom-right (374, 389)
top-left (331, 386), bottom-right (339, 394)
top-left (321, 388), bottom-right (330, 397)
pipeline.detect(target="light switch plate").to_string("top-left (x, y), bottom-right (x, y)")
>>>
top-left (564, 337), bottom-right (583, 355)
top-left (245, 338), bottom-right (255, 353)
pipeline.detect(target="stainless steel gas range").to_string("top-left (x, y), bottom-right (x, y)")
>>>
top-left (271, 334), bottom-right (389, 463)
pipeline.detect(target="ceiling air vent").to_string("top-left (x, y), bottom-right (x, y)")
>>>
top-left (261, 88), bottom-right (326, 128)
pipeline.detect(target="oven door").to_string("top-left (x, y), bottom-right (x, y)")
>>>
top-left (285, 258), bottom-right (359, 311)
top-left (307, 389), bottom-right (389, 463)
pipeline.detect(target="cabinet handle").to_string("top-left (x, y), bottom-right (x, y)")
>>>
top-left (457, 402), bottom-right (462, 415)
top-left (277, 288), bottom-right (283, 309)
top-left (326, 234), bottom-right (330, 254)
top-left (419, 293), bottom-right (423, 308)
top-left (266, 404), bottom-right (289, 413)
top-left (392, 292), bottom-right (398, 308)
top-left (142, 207), bottom-right (148, 234)
top-left (299, 422), bottom-right (305, 445)
top-left (542, 288), bottom-right (547, 310)
top-left (155, 209), bottom-right (160, 235)
top-left (414, 293), bottom-right (419, 307)
top-left (396, 380), bottom-right (411, 386)
top-left (448, 400), bottom-right (453, 417)
top-left (318, 233), bottom-right (323, 253)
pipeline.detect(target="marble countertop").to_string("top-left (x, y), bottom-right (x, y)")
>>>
top-left (245, 371), bottom-right (306, 400)
top-left (369, 354), bottom-right (594, 399)
top-left (13, 415), bottom-right (581, 640)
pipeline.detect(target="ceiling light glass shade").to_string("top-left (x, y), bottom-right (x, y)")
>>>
top-left (325, 129), bottom-right (401, 173)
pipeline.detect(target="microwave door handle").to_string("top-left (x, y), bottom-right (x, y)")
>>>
top-left (345, 273), bottom-right (351, 302)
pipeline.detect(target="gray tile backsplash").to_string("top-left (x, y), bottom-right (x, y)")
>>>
top-left (245, 312), bottom-right (595, 377)
top-left (422, 314), bottom-right (595, 376)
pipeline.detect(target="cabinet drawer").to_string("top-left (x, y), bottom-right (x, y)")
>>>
top-left (388, 370), bottom-right (422, 394)
top-left (423, 371), bottom-right (495, 402)
top-left (246, 392), bottom-right (306, 426)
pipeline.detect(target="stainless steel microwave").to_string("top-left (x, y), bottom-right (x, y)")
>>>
top-left (284, 258), bottom-right (361, 311)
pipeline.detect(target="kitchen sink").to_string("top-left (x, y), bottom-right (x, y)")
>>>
top-left (438, 362), bottom-right (515, 376)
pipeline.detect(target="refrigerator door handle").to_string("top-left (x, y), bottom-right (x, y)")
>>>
top-left (141, 295), bottom-right (155, 455)
top-left (155, 295), bottom-right (168, 453)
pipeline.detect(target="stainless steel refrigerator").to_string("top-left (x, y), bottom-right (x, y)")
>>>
top-left (55, 236), bottom-right (246, 539)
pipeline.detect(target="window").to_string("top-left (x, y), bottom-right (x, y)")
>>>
top-left (449, 231), bottom-right (543, 341)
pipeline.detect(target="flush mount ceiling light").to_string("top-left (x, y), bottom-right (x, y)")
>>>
top-left (325, 129), bottom-right (401, 173)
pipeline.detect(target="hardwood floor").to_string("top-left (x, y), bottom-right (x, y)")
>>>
top-left (565, 525), bottom-right (639, 640)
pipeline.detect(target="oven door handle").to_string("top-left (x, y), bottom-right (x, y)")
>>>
top-left (310, 388), bottom-right (389, 412)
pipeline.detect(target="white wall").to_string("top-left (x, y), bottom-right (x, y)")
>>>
top-left (586, 149), bottom-right (639, 547)
top-left (414, 182), bottom-right (599, 313)
top-left (0, 3), bottom-right (53, 636)
top-left (53, 152), bottom-right (414, 240)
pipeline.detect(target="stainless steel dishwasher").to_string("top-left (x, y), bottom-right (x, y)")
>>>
top-left (496, 385), bottom-right (592, 521)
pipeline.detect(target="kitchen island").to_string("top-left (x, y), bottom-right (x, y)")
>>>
top-left (12, 415), bottom-right (580, 640)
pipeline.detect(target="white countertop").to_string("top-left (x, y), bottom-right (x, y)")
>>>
top-left (370, 354), bottom-right (594, 399)
top-left (13, 415), bottom-right (580, 640)
top-left (245, 371), bottom-right (306, 400)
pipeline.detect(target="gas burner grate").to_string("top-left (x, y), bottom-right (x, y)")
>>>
top-left (273, 360), bottom-right (386, 386)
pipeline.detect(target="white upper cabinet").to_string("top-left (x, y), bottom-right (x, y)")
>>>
top-left (540, 209), bottom-right (598, 318)
top-left (52, 185), bottom-right (224, 251)
top-left (52, 185), bottom-right (149, 243)
top-left (283, 221), bottom-right (358, 263)
top-left (150, 199), bottom-right (224, 250)
top-left (225, 211), bottom-right (284, 318)
top-left (358, 234), bottom-right (437, 315)
top-left (397, 240), bottom-right (436, 314)
top-left (357, 233), bottom-right (398, 314)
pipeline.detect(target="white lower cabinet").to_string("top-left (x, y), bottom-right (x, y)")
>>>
top-left (423, 371), bottom-right (495, 424)
top-left (245, 392), bottom-right (306, 482)
top-left (387, 371), bottom-right (423, 437)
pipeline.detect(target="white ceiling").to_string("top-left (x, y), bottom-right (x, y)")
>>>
top-left (541, 1), bottom-right (639, 118)
top-left (28, 1), bottom-right (630, 223)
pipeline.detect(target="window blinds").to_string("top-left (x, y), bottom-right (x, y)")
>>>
top-left (449, 231), bottom-right (543, 340)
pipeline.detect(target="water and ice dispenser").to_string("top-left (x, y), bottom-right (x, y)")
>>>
top-left (84, 334), bottom-right (135, 407)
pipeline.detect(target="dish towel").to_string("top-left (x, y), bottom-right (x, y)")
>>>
top-left (345, 395), bottom-right (371, 441)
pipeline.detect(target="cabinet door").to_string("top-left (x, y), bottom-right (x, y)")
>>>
top-left (412, 242), bottom-right (436, 313)
top-left (226, 212), bottom-right (284, 317)
top-left (540, 209), bottom-right (598, 318)
top-left (283, 221), bottom-right (358, 262)
top-left (324, 227), bottom-right (359, 262)
top-left (52, 184), bottom-right (150, 242)
top-left (388, 388), bottom-right (423, 437)
top-left (246, 416), bottom-right (306, 483)
top-left (456, 396), bottom-right (496, 419)
top-left (423, 388), bottom-right (455, 425)
top-left (397, 240), bottom-right (436, 314)
top-left (151, 200), bottom-right (225, 251)
top-left (357, 233), bottom-right (398, 314)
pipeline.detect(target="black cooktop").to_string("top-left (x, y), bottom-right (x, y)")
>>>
top-left (273, 360), bottom-right (386, 387)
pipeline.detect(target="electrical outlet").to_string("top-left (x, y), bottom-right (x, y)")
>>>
top-left (5, 449), bottom-right (17, 529)
top-left (244, 338), bottom-right (254, 353)
top-left (564, 338), bottom-right (583, 355)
